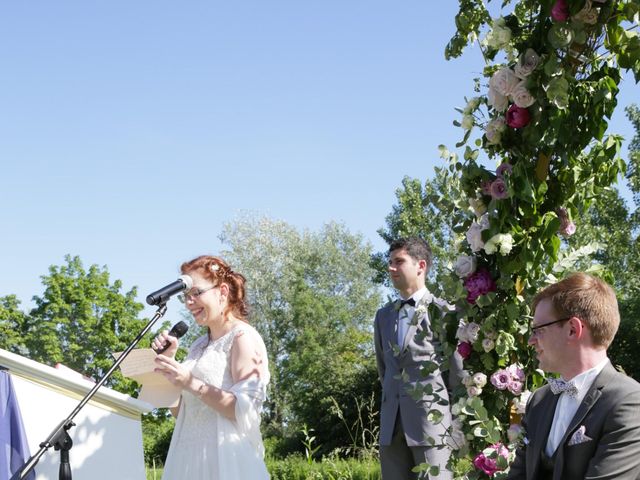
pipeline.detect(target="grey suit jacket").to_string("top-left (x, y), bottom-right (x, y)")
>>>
top-left (507, 362), bottom-right (640, 480)
top-left (374, 291), bottom-right (459, 447)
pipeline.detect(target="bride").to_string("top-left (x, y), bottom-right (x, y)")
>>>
top-left (153, 255), bottom-right (270, 479)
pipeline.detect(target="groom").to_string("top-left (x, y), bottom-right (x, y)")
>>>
top-left (507, 272), bottom-right (640, 479)
top-left (374, 237), bottom-right (458, 480)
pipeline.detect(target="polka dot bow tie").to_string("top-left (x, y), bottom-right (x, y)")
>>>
top-left (547, 378), bottom-right (578, 398)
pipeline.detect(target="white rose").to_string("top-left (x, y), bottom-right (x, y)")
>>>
top-left (466, 322), bottom-right (481, 342)
top-left (487, 87), bottom-right (509, 112)
top-left (456, 322), bottom-right (469, 342)
top-left (472, 372), bottom-right (487, 388)
top-left (514, 48), bottom-right (540, 78)
top-left (511, 80), bottom-right (536, 108)
top-left (482, 338), bottom-right (495, 352)
top-left (486, 17), bottom-right (512, 50)
top-left (513, 390), bottom-right (532, 414)
top-left (467, 386), bottom-right (483, 397)
top-left (498, 233), bottom-right (514, 255)
top-left (485, 233), bottom-right (514, 256)
top-left (484, 235), bottom-right (499, 255)
top-left (466, 224), bottom-right (484, 253)
top-left (490, 67), bottom-right (520, 97)
top-left (466, 215), bottom-right (489, 252)
top-left (462, 374), bottom-right (475, 388)
top-left (461, 114), bottom-right (475, 130)
top-left (454, 255), bottom-right (477, 278)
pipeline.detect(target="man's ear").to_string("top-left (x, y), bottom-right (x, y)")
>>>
top-left (418, 259), bottom-right (428, 276)
top-left (568, 316), bottom-right (585, 339)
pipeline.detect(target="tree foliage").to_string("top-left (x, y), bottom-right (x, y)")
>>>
top-left (219, 213), bottom-right (382, 456)
top-left (1, 255), bottom-right (149, 395)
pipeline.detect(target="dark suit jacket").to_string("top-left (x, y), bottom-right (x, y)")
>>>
top-left (507, 362), bottom-right (640, 480)
top-left (373, 290), bottom-right (460, 447)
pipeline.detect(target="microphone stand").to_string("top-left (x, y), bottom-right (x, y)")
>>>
top-left (11, 303), bottom-right (169, 480)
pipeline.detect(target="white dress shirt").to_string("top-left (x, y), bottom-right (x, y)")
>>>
top-left (545, 357), bottom-right (609, 456)
top-left (397, 287), bottom-right (427, 347)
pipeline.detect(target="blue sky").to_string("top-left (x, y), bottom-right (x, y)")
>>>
top-left (1, 2), bottom-right (638, 320)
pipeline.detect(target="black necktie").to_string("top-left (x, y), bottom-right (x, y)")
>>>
top-left (399, 298), bottom-right (416, 308)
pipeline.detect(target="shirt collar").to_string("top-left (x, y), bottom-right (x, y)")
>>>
top-left (565, 357), bottom-right (609, 396)
top-left (401, 287), bottom-right (428, 305)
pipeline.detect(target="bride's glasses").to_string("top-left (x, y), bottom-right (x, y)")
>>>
top-left (178, 286), bottom-right (216, 303)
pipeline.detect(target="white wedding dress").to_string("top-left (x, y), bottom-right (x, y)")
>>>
top-left (161, 326), bottom-right (270, 480)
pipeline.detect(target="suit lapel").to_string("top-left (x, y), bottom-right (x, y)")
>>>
top-left (400, 291), bottom-right (433, 352)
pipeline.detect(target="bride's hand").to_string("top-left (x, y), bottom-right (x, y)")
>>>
top-left (154, 355), bottom-right (192, 389)
top-left (152, 330), bottom-right (179, 358)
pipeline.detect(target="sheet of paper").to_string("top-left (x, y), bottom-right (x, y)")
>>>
top-left (113, 349), bottom-right (182, 408)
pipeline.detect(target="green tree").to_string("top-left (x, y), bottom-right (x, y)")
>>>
top-left (219, 213), bottom-right (382, 456)
top-left (0, 295), bottom-right (29, 355)
top-left (22, 255), bottom-right (149, 395)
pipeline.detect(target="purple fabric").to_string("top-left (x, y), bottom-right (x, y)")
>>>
top-left (1, 370), bottom-right (35, 480)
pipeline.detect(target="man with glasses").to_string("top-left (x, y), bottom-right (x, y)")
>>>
top-left (507, 272), bottom-right (640, 479)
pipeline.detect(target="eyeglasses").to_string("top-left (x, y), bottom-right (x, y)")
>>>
top-left (530, 317), bottom-right (572, 335)
top-left (178, 286), bottom-right (216, 303)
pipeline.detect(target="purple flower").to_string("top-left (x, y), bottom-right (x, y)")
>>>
top-left (551, 0), bottom-right (570, 22)
top-left (557, 207), bottom-right (577, 237)
top-left (490, 369), bottom-right (510, 390)
top-left (507, 364), bottom-right (525, 382)
top-left (473, 443), bottom-right (510, 476)
top-left (506, 104), bottom-right (531, 128)
top-left (490, 178), bottom-right (509, 200)
top-left (457, 341), bottom-right (472, 360)
top-left (464, 268), bottom-right (497, 304)
top-left (507, 380), bottom-right (524, 395)
top-left (496, 163), bottom-right (512, 177)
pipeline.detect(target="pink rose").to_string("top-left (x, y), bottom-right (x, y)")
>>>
top-left (551, 0), bottom-right (570, 22)
top-left (490, 178), bottom-right (509, 200)
top-left (506, 104), bottom-right (531, 128)
top-left (464, 268), bottom-right (497, 304)
top-left (496, 163), bottom-right (512, 177)
top-left (457, 341), bottom-right (472, 360)
top-left (473, 443), bottom-right (510, 476)
top-left (507, 364), bottom-right (525, 382)
top-left (490, 369), bottom-right (510, 390)
top-left (507, 380), bottom-right (524, 395)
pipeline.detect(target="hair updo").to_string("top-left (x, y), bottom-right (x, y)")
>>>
top-left (180, 255), bottom-right (249, 320)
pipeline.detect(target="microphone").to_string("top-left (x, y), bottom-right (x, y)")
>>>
top-left (153, 321), bottom-right (189, 354)
top-left (146, 275), bottom-right (193, 306)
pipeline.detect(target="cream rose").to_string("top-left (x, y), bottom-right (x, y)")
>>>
top-left (454, 254), bottom-right (477, 278)
top-left (490, 67), bottom-right (520, 97)
top-left (511, 80), bottom-right (536, 108)
top-left (514, 48), bottom-right (540, 78)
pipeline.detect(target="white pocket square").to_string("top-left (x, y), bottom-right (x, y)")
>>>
top-left (568, 425), bottom-right (593, 446)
